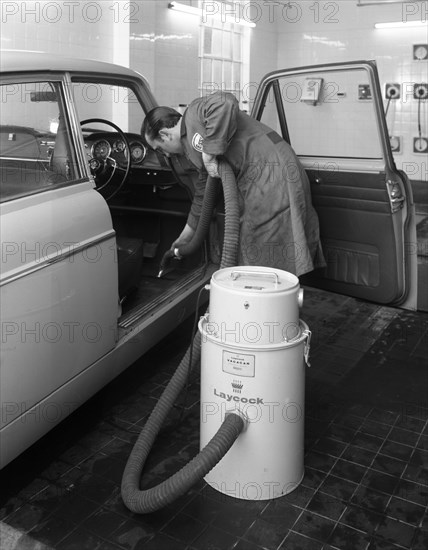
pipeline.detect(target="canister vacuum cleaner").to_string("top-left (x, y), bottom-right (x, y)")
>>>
top-left (121, 160), bottom-right (311, 513)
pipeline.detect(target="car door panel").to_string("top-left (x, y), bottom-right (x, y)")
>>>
top-left (1, 182), bottom-right (118, 430)
top-left (0, 75), bottom-right (118, 438)
top-left (252, 61), bottom-right (416, 307)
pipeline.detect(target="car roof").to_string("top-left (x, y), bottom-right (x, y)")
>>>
top-left (0, 50), bottom-right (149, 83)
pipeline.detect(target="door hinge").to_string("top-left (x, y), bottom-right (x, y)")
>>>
top-left (386, 180), bottom-right (405, 213)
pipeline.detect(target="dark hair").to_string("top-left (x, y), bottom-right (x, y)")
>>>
top-left (141, 107), bottom-right (182, 142)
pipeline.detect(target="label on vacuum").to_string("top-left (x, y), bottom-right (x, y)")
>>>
top-left (222, 351), bottom-right (255, 377)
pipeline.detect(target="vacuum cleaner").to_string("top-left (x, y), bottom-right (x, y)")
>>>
top-left (121, 159), bottom-right (311, 513)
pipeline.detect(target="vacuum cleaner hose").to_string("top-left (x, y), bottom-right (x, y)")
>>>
top-left (157, 173), bottom-right (221, 276)
top-left (121, 159), bottom-right (242, 514)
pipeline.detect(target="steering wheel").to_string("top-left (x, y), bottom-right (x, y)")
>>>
top-left (80, 118), bottom-right (132, 200)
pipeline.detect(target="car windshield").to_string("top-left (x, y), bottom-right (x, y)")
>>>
top-left (71, 81), bottom-right (145, 134)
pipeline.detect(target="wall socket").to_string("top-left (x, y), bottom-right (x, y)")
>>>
top-left (385, 83), bottom-right (400, 100)
top-left (414, 137), bottom-right (428, 153)
top-left (389, 136), bottom-right (401, 153)
top-left (414, 84), bottom-right (428, 100)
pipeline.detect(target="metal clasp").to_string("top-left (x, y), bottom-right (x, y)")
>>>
top-left (386, 179), bottom-right (405, 213)
top-left (302, 328), bottom-right (312, 367)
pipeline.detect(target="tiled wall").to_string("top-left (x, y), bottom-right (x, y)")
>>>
top-left (270, 0), bottom-right (427, 182)
top-left (2, 0), bottom-right (426, 182)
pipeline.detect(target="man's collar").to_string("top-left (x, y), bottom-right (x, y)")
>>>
top-left (180, 113), bottom-right (187, 138)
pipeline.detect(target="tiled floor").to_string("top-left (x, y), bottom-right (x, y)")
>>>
top-left (0, 287), bottom-right (427, 550)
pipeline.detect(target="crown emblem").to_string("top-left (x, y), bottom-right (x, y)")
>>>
top-left (232, 380), bottom-right (243, 393)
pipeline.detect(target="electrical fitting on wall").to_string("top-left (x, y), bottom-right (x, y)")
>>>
top-left (413, 83), bottom-right (428, 100)
top-left (389, 136), bottom-right (401, 154)
top-left (300, 78), bottom-right (323, 105)
top-left (385, 83), bottom-right (401, 100)
top-left (358, 84), bottom-right (372, 100)
top-left (413, 44), bottom-right (428, 61)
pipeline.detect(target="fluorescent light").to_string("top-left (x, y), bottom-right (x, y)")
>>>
top-left (168, 1), bottom-right (256, 27)
top-left (375, 21), bottom-right (428, 29)
top-left (168, 1), bottom-right (202, 16)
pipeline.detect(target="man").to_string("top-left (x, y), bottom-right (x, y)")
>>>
top-left (142, 91), bottom-right (325, 276)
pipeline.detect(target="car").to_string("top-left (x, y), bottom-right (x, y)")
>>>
top-left (0, 52), bottom-right (418, 468)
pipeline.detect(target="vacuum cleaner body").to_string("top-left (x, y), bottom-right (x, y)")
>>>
top-left (199, 266), bottom-right (311, 500)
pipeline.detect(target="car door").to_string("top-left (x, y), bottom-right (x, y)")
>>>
top-left (0, 73), bottom-right (118, 466)
top-left (252, 61), bottom-right (417, 308)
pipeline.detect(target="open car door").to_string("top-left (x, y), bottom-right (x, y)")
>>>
top-left (252, 61), bottom-right (417, 308)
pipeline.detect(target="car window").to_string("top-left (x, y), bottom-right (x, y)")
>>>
top-left (258, 67), bottom-right (382, 160)
top-left (71, 81), bottom-right (144, 134)
top-left (0, 81), bottom-right (79, 202)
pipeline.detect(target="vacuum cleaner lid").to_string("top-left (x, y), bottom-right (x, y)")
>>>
top-left (208, 267), bottom-right (303, 345)
top-left (211, 266), bottom-right (299, 294)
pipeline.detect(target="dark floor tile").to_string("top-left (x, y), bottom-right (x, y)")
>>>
top-left (380, 439), bottom-right (415, 462)
top-left (211, 505), bottom-right (257, 536)
top-left (161, 512), bottom-right (207, 545)
top-left (351, 432), bottom-right (385, 453)
top-left (192, 524), bottom-right (237, 550)
top-left (375, 516), bottom-right (417, 549)
top-left (395, 414), bottom-right (426, 433)
top-left (28, 514), bottom-right (76, 547)
top-left (59, 445), bottom-right (94, 467)
top-left (40, 460), bottom-right (73, 482)
top-left (330, 458), bottom-right (367, 484)
top-left (362, 469), bottom-right (400, 495)
top-left (242, 515), bottom-right (291, 550)
top-left (55, 493), bottom-right (101, 524)
top-left (394, 479), bottom-right (428, 507)
top-left (306, 491), bottom-right (347, 521)
top-left (232, 538), bottom-right (265, 550)
top-left (341, 444), bottom-right (377, 467)
top-left (339, 504), bottom-right (383, 534)
top-left (56, 527), bottom-right (110, 550)
top-left (318, 474), bottom-right (359, 502)
top-left (409, 447), bottom-right (428, 469)
top-left (412, 528), bottom-right (428, 550)
top-left (386, 496), bottom-right (426, 526)
top-left (280, 531), bottom-right (324, 549)
top-left (367, 409), bottom-right (398, 425)
top-left (5, 503), bottom-right (46, 533)
top-left (351, 485), bottom-right (390, 514)
top-left (333, 412), bottom-right (365, 431)
top-left (304, 450), bottom-right (337, 473)
top-left (28, 483), bottom-right (68, 515)
top-left (324, 422), bottom-right (357, 443)
top-left (181, 493), bottom-right (224, 524)
top-left (366, 537), bottom-right (399, 550)
top-left (73, 473), bottom-right (118, 505)
top-left (134, 532), bottom-right (190, 550)
top-left (280, 483), bottom-right (315, 509)
top-left (328, 523), bottom-right (371, 550)
top-left (313, 437), bottom-right (348, 458)
top-left (82, 507), bottom-right (127, 539)
top-left (417, 434), bottom-right (428, 451)
top-left (387, 426), bottom-right (421, 447)
top-left (261, 499), bottom-right (301, 525)
top-left (371, 453), bottom-right (407, 477)
top-left (360, 419), bottom-right (392, 438)
top-left (109, 518), bottom-right (155, 548)
top-left (301, 467), bottom-right (326, 490)
top-left (292, 510), bottom-right (336, 543)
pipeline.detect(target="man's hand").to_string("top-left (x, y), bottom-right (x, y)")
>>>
top-left (202, 152), bottom-right (220, 178)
